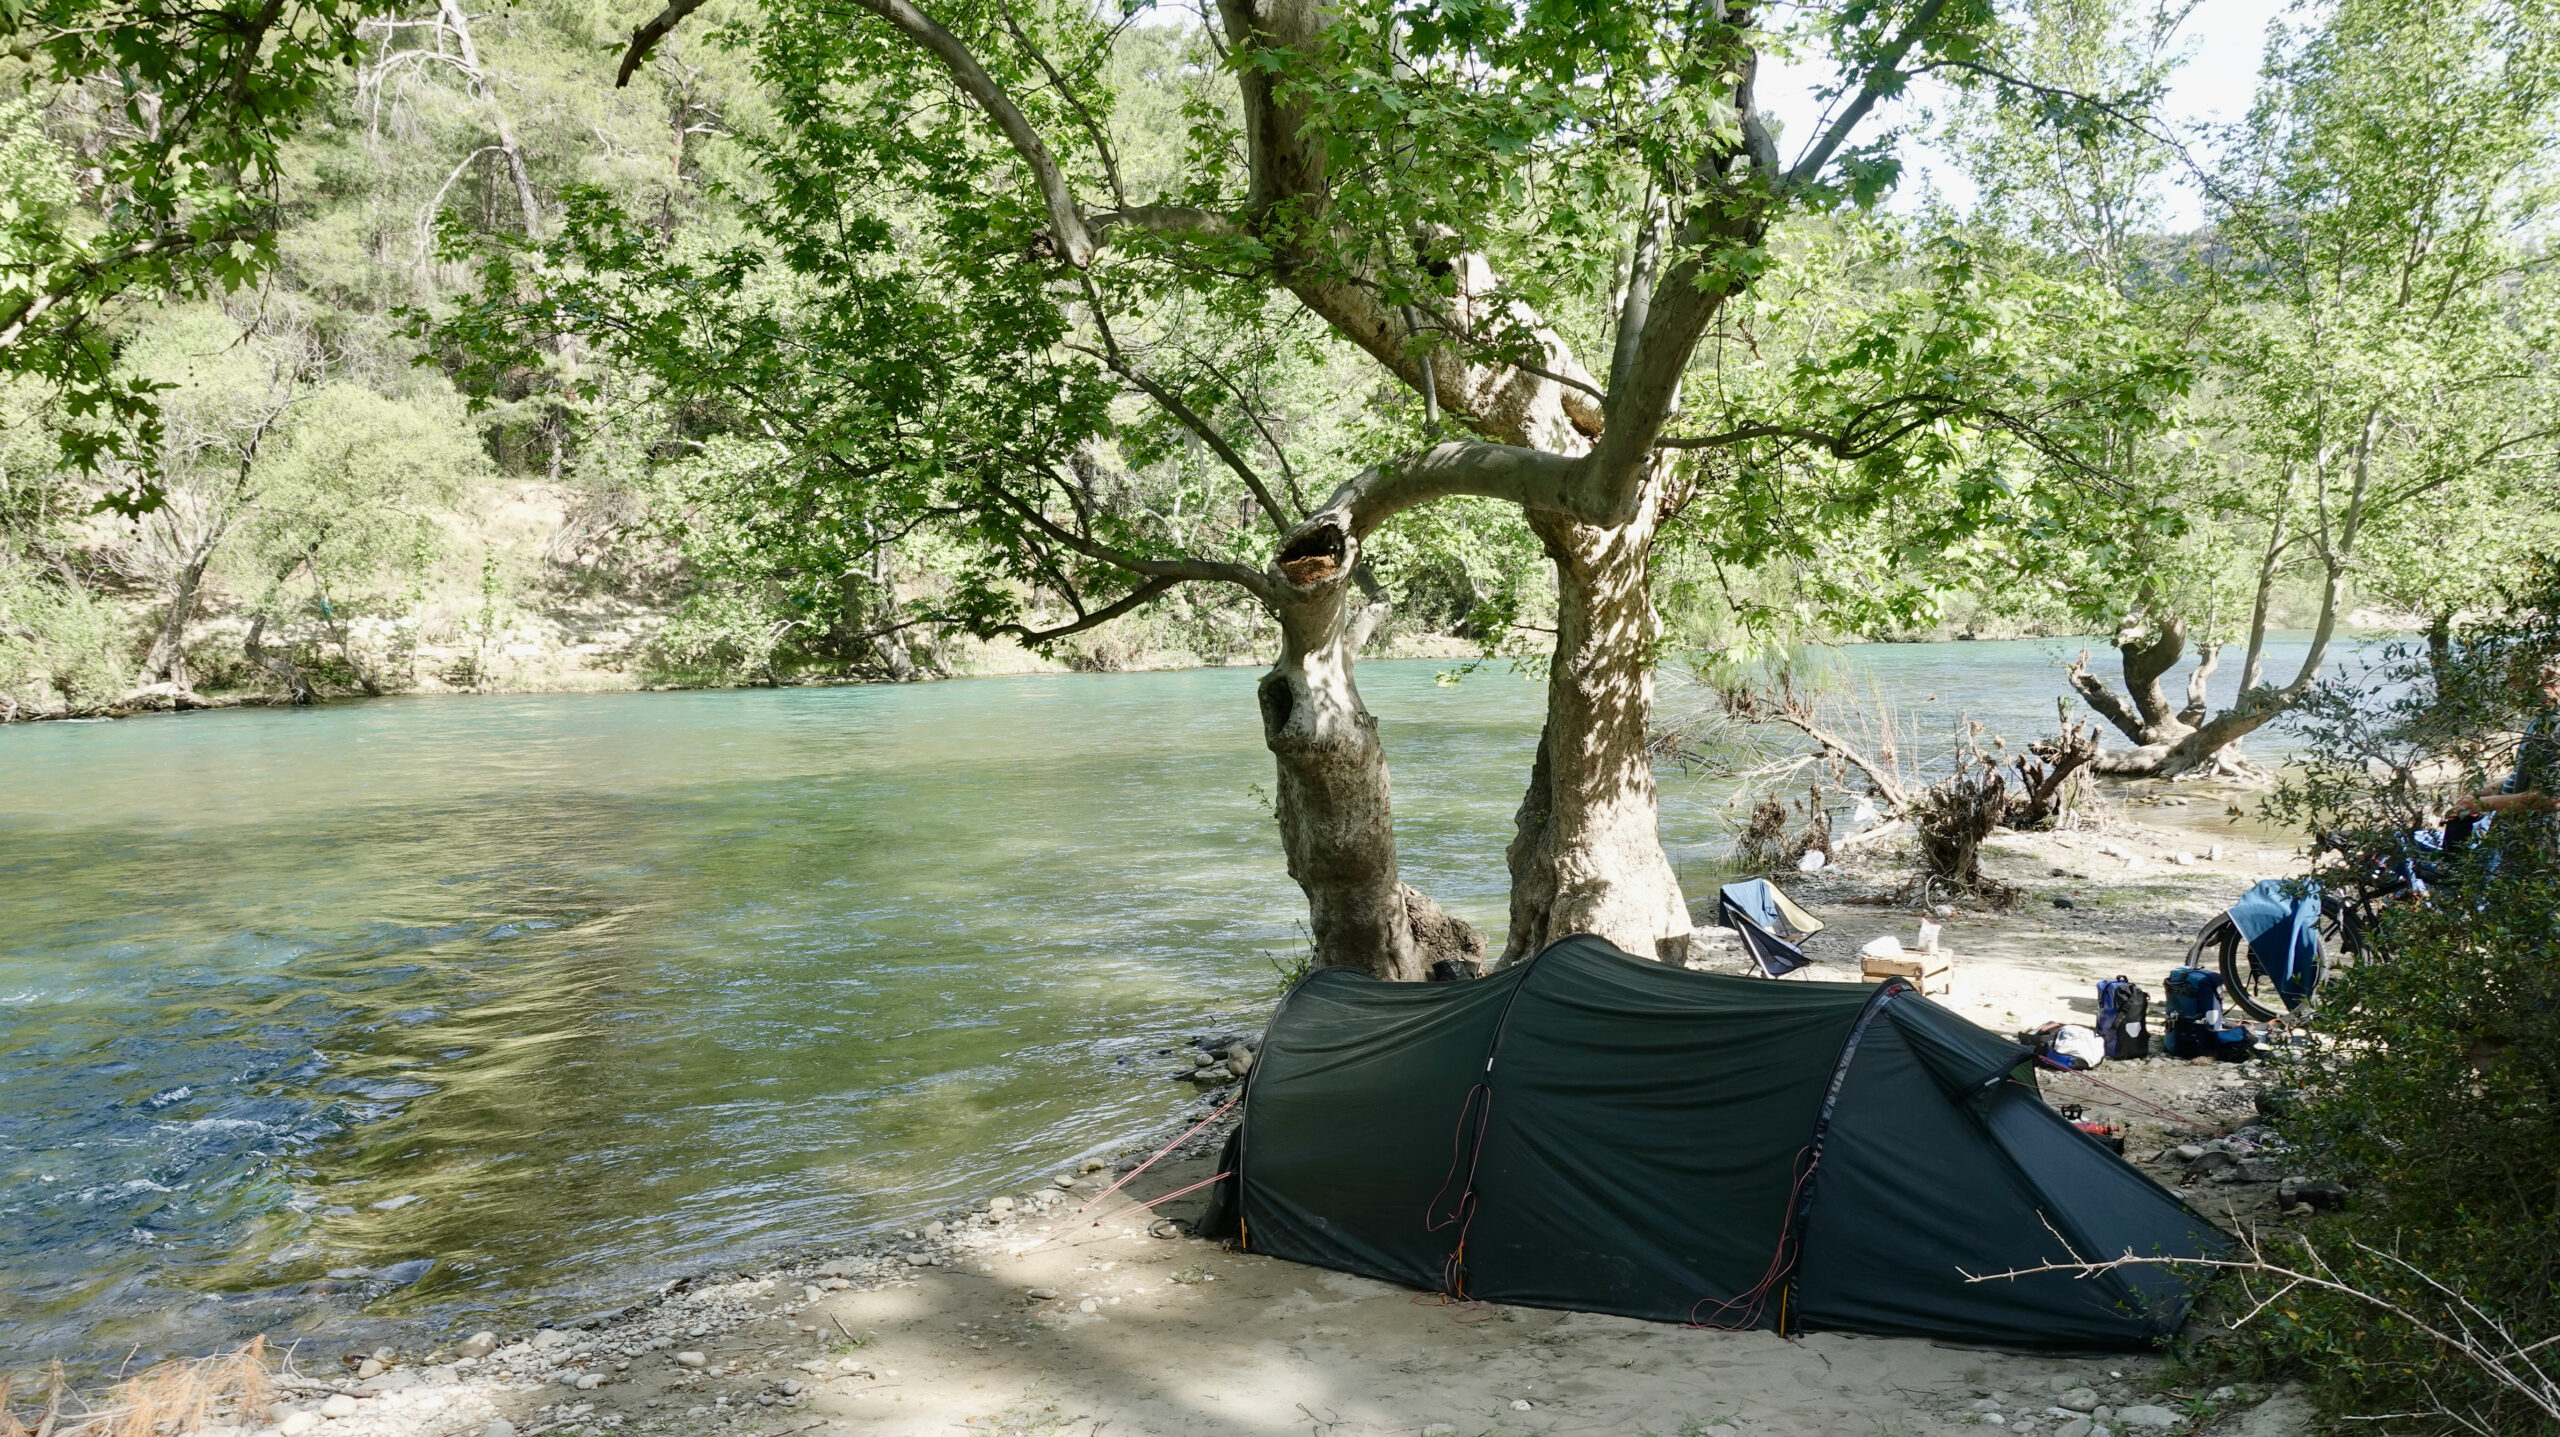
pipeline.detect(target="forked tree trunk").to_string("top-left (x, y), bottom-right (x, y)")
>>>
top-left (245, 616), bottom-right (317, 705)
top-left (137, 553), bottom-right (210, 691)
top-left (2070, 613), bottom-right (2192, 748)
top-left (1501, 497), bottom-right (1690, 964)
top-left (1260, 518), bottom-right (1482, 981)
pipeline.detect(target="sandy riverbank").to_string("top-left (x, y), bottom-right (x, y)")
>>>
top-left (58, 792), bottom-right (2334, 1437)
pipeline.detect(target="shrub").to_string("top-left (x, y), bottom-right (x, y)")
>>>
top-left (2225, 559), bottom-right (2560, 1432)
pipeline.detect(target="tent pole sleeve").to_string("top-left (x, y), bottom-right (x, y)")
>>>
top-left (1774, 979), bottom-right (1908, 1335)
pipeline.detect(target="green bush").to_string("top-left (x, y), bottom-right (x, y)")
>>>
top-left (2228, 560), bottom-right (2560, 1432)
top-left (0, 567), bottom-right (134, 713)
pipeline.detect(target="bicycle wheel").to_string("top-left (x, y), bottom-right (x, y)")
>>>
top-left (2199, 896), bottom-right (2356, 1021)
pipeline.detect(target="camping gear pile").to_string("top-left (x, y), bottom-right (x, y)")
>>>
top-left (1197, 934), bottom-right (2230, 1349)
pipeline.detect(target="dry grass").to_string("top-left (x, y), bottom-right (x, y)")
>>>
top-left (2, 1339), bottom-right (273, 1437)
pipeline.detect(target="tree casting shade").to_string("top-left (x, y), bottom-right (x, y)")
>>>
top-left (1202, 936), bottom-right (2229, 1350)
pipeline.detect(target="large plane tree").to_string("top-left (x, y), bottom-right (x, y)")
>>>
top-left (561, 0), bottom-right (2119, 974)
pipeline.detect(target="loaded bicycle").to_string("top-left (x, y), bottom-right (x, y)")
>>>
top-left (2183, 825), bottom-right (2464, 1021)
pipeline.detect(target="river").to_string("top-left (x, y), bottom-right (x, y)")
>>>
top-left (0, 637), bottom-right (2371, 1371)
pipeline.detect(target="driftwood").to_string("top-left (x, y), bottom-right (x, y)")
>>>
top-left (2006, 718), bottom-right (2102, 830)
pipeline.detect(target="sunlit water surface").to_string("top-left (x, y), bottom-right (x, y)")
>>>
top-left (0, 638), bottom-right (2370, 1369)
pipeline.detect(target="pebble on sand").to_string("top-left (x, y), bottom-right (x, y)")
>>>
top-left (457, 1333), bottom-right (498, 1360)
top-left (673, 1352), bottom-right (708, 1368)
top-left (318, 1396), bottom-right (358, 1420)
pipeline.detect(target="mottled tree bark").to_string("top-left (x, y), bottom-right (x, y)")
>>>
top-left (1501, 491), bottom-right (1690, 963)
top-left (1260, 514), bottom-right (1482, 980)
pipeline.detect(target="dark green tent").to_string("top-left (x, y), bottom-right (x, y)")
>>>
top-left (1202, 935), bottom-right (2228, 1350)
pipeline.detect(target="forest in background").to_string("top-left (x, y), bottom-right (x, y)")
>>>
top-left (0, 0), bottom-right (2554, 744)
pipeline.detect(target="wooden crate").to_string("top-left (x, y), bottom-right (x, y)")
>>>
top-left (1862, 952), bottom-right (1951, 994)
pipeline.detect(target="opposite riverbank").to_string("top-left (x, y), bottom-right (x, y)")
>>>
top-left (18, 791), bottom-right (2336, 1437)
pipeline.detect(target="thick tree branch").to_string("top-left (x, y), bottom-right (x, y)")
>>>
top-left (1089, 206), bottom-right (1245, 243)
top-left (1310, 441), bottom-right (1588, 538)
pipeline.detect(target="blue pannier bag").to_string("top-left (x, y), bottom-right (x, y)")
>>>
top-left (2164, 966), bottom-right (2255, 1060)
top-left (2096, 977), bottom-right (2150, 1060)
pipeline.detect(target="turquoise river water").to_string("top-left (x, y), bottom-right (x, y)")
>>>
top-left (0, 638), bottom-right (2371, 1371)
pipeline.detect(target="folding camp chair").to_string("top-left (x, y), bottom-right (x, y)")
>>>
top-left (1716, 878), bottom-right (1826, 978)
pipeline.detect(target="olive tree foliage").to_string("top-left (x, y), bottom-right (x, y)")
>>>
top-left (0, 0), bottom-right (387, 498)
top-left (528, 0), bottom-right (2142, 977)
top-left (1960, 0), bottom-right (2560, 777)
top-left (71, 304), bottom-right (484, 703)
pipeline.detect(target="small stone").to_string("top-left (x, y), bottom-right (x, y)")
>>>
top-left (1079, 1158), bottom-right (1107, 1173)
top-left (2052, 896), bottom-right (2075, 909)
top-left (1510, 1397), bottom-right (1532, 1410)
top-left (1980, 1416), bottom-right (2007, 1428)
top-left (1052, 1175), bottom-right (1076, 1189)
top-left (754, 1393), bottom-right (776, 1407)
top-left (924, 1221), bottom-right (946, 1237)
top-left (485, 1423), bottom-right (517, 1437)
top-left (674, 1351), bottom-right (708, 1368)
top-left (532, 1329), bottom-right (575, 1351)
top-left (2116, 1405), bottom-right (2177, 1429)
top-left (1078, 1298), bottom-right (1100, 1313)
top-left (319, 1396), bottom-right (359, 1420)
top-left (355, 1360), bottom-right (383, 1380)
top-left (277, 1411), bottom-right (319, 1436)
top-left (802, 1284), bottom-right (822, 1303)
top-left (988, 1197), bottom-right (1015, 1216)
top-left (1025, 1287), bottom-right (1059, 1300)
top-left (819, 1277), bottom-right (850, 1290)
top-left (1191, 1051), bottom-right (1216, 1067)
top-left (815, 1258), bottom-right (858, 1277)
top-left (575, 1374), bottom-right (604, 1391)
top-left (2208, 844), bottom-right (2225, 861)
top-left (2059, 1388), bottom-right (2099, 1413)
top-left (2058, 1422), bottom-right (2093, 1437)
top-left (777, 1380), bottom-right (801, 1396)
top-left (457, 1332), bottom-right (498, 1360)
top-left (1422, 1427), bottom-right (1458, 1437)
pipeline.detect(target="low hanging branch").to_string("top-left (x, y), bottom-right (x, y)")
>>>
top-left (1719, 680), bottom-right (1915, 815)
top-left (1965, 1241), bottom-right (2560, 1434)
